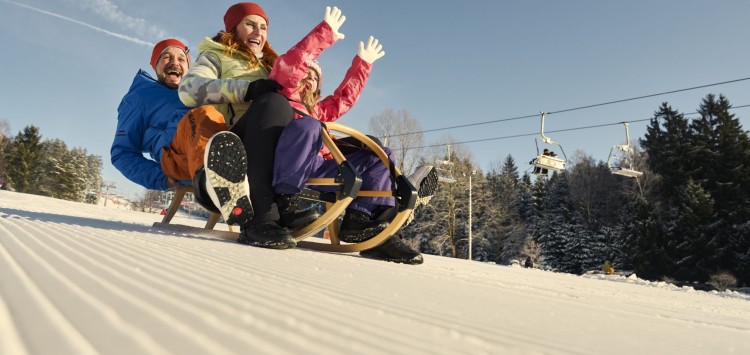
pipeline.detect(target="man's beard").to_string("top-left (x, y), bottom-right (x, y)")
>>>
top-left (158, 64), bottom-right (183, 89)
top-left (159, 79), bottom-right (179, 89)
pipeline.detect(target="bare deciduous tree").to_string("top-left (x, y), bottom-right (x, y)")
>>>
top-left (368, 109), bottom-right (424, 174)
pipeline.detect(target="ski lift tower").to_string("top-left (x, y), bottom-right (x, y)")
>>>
top-left (101, 181), bottom-right (116, 207)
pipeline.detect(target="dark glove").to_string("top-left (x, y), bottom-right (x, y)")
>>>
top-left (244, 79), bottom-right (282, 101)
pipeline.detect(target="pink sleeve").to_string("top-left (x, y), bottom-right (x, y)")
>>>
top-left (315, 55), bottom-right (372, 122)
top-left (269, 22), bottom-right (336, 99)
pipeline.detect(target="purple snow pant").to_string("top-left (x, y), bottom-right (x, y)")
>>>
top-left (272, 116), bottom-right (396, 215)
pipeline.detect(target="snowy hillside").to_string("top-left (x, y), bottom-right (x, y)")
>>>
top-left (1, 190), bottom-right (749, 354)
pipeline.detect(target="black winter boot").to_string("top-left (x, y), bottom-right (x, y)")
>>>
top-left (237, 220), bottom-right (296, 249)
top-left (203, 131), bottom-right (253, 226)
top-left (359, 235), bottom-right (423, 265)
top-left (275, 194), bottom-right (320, 230)
top-left (338, 209), bottom-right (388, 243)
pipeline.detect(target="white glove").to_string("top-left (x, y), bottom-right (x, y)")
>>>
top-left (357, 36), bottom-right (385, 64)
top-left (324, 6), bottom-right (346, 40)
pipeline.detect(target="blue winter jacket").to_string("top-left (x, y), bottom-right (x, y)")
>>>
top-left (111, 70), bottom-right (190, 191)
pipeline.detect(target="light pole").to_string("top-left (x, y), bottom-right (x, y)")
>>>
top-left (467, 170), bottom-right (476, 260)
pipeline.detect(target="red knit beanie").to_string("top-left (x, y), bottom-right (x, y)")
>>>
top-left (224, 2), bottom-right (268, 32)
top-left (150, 39), bottom-right (190, 70)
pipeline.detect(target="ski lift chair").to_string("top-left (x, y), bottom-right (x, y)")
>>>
top-left (436, 163), bottom-right (457, 183)
top-left (154, 122), bottom-right (419, 253)
top-left (432, 144), bottom-right (457, 183)
top-left (531, 112), bottom-right (567, 176)
top-left (607, 123), bottom-right (643, 178)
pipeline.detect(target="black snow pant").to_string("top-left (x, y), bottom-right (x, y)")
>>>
top-left (230, 92), bottom-right (294, 224)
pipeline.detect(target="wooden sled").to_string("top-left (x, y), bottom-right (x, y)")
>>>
top-left (153, 122), bottom-right (417, 253)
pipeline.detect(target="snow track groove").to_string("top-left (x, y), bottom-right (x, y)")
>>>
top-left (2, 192), bottom-right (749, 354)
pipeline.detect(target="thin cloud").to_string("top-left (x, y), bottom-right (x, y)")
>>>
top-left (1, 0), bottom-right (154, 46)
top-left (74, 0), bottom-right (171, 42)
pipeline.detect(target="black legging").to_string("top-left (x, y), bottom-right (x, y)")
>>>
top-left (230, 92), bottom-right (294, 223)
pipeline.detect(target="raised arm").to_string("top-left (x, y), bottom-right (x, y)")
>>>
top-left (316, 36), bottom-right (385, 122)
top-left (270, 6), bottom-right (344, 97)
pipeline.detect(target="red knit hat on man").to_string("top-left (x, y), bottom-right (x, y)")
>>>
top-left (150, 39), bottom-right (190, 70)
top-left (224, 2), bottom-right (268, 32)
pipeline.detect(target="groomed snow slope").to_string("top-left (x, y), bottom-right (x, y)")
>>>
top-left (1, 190), bottom-right (749, 355)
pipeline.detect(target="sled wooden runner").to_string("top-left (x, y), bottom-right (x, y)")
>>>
top-left (155, 186), bottom-right (229, 230)
top-left (152, 122), bottom-right (418, 253)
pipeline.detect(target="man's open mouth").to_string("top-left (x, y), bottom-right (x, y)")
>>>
top-left (165, 66), bottom-right (182, 78)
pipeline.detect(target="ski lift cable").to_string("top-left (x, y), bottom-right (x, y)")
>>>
top-left (385, 77), bottom-right (750, 138)
top-left (405, 104), bottom-right (750, 150)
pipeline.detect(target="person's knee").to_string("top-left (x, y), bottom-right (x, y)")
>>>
top-left (299, 115), bottom-right (322, 129)
top-left (254, 92), bottom-right (290, 111)
top-left (246, 92), bottom-right (293, 129)
top-left (287, 116), bottom-right (321, 133)
top-left (281, 116), bottom-right (322, 146)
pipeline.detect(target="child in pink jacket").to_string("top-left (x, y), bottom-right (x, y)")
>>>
top-left (271, 7), bottom-right (424, 265)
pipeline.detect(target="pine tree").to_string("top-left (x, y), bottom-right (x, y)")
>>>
top-left (534, 173), bottom-right (580, 272)
top-left (69, 148), bottom-right (91, 201)
top-left (85, 153), bottom-right (103, 197)
top-left (516, 173), bottom-right (534, 222)
top-left (684, 94), bottom-right (750, 284)
top-left (568, 152), bottom-right (628, 229)
top-left (5, 125), bottom-right (44, 193)
top-left (730, 221), bottom-right (750, 286)
top-left (0, 119), bottom-right (11, 182)
top-left (689, 94), bottom-right (750, 224)
top-left (624, 196), bottom-right (671, 280)
top-left (598, 224), bottom-right (628, 271)
top-left (664, 180), bottom-right (721, 282)
top-left (40, 139), bottom-right (74, 198)
top-left (640, 102), bottom-right (692, 198)
top-left (493, 155), bottom-right (528, 264)
top-left (498, 155), bottom-right (520, 201)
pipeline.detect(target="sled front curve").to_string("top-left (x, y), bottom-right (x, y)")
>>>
top-left (294, 122), bottom-right (416, 252)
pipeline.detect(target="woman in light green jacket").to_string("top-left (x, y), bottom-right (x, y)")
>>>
top-left (178, 2), bottom-right (314, 249)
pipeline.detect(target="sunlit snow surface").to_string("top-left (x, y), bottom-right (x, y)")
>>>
top-left (1, 190), bottom-right (748, 354)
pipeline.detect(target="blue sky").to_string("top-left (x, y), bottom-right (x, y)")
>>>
top-left (2, 0), bottom-right (750, 199)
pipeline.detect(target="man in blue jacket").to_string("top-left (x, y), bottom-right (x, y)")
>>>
top-left (111, 39), bottom-right (193, 192)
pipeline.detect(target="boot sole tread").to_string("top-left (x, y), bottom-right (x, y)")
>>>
top-left (204, 132), bottom-right (253, 226)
